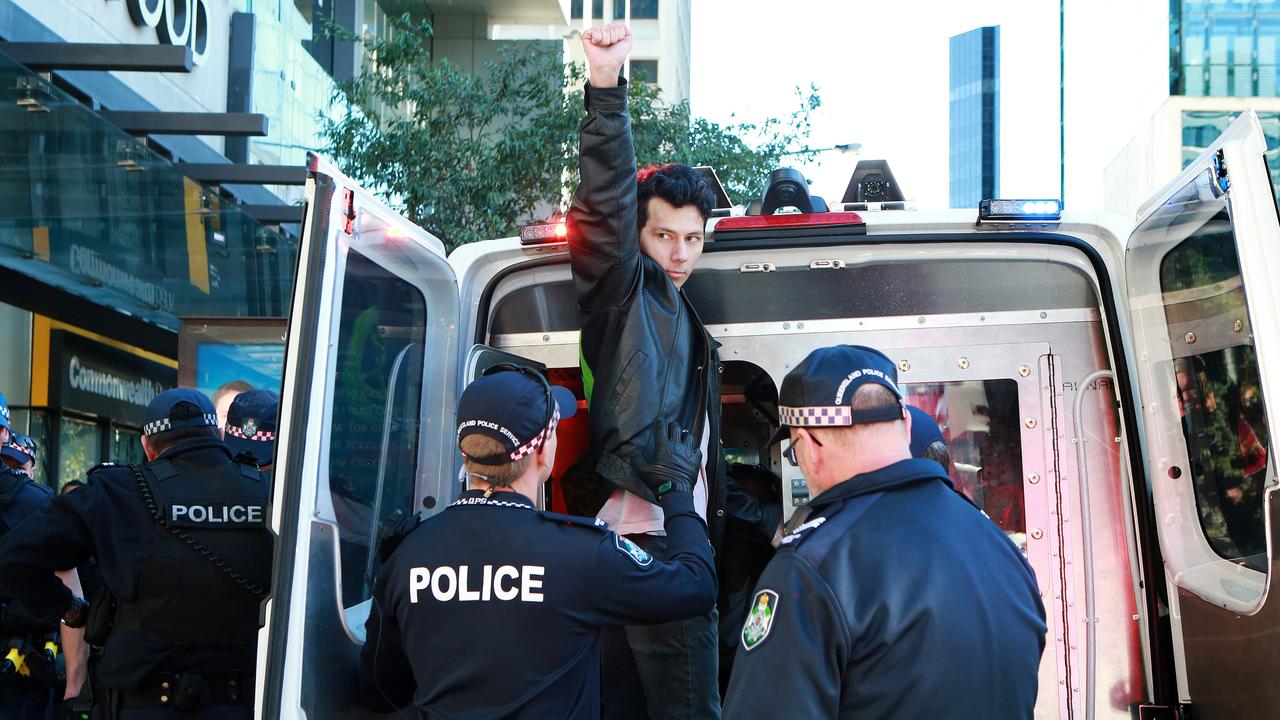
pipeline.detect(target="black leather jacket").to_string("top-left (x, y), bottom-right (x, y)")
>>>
top-left (567, 80), bottom-right (727, 552)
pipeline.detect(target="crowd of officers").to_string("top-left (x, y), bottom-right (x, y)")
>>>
top-left (0, 387), bottom-right (278, 719)
top-left (0, 20), bottom-right (1047, 720)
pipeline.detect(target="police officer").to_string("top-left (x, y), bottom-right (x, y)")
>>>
top-left (723, 346), bottom-right (1047, 719)
top-left (222, 390), bottom-right (279, 472)
top-left (0, 400), bottom-right (88, 717)
top-left (0, 388), bottom-right (272, 719)
top-left (359, 366), bottom-right (716, 718)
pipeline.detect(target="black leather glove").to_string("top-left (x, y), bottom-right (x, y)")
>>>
top-left (640, 420), bottom-right (702, 499)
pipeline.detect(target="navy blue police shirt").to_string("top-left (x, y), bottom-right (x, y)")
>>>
top-left (360, 486), bottom-right (716, 719)
top-left (723, 458), bottom-right (1048, 719)
top-left (0, 470), bottom-right (53, 533)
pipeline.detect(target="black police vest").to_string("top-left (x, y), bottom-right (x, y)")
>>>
top-left (0, 467), bottom-right (27, 535)
top-left (0, 468), bottom-right (49, 635)
top-left (130, 458), bottom-right (271, 647)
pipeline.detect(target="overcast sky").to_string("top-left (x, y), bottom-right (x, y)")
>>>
top-left (688, 0), bottom-right (1165, 213)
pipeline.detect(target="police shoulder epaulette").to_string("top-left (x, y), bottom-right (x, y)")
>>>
top-left (86, 462), bottom-right (118, 477)
top-left (781, 492), bottom-right (885, 566)
top-left (539, 510), bottom-right (609, 532)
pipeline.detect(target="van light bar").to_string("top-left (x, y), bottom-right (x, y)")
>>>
top-left (520, 220), bottom-right (568, 245)
top-left (978, 199), bottom-right (1062, 221)
top-left (715, 211), bottom-right (864, 232)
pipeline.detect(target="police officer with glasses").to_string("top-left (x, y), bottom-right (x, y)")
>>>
top-left (0, 388), bottom-right (272, 719)
top-left (359, 366), bottom-right (716, 718)
top-left (723, 345), bottom-right (1046, 719)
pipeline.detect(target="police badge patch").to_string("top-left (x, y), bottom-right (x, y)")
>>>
top-left (614, 534), bottom-right (653, 567)
top-left (242, 419), bottom-right (258, 437)
top-left (741, 589), bottom-right (779, 652)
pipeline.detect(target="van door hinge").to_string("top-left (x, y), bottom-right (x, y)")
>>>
top-left (1213, 149), bottom-right (1230, 193)
top-left (1138, 703), bottom-right (1194, 720)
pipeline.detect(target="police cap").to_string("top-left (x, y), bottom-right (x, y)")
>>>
top-left (767, 344), bottom-right (905, 446)
top-left (224, 389), bottom-right (279, 464)
top-left (1, 434), bottom-right (36, 465)
top-left (457, 368), bottom-right (577, 465)
top-left (143, 388), bottom-right (218, 437)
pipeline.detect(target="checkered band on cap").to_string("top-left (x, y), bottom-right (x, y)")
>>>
top-left (143, 413), bottom-right (218, 437)
top-left (225, 424), bottom-right (276, 442)
top-left (507, 405), bottom-right (561, 462)
top-left (778, 405), bottom-right (854, 428)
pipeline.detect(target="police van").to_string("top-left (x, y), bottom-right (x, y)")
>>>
top-left (253, 111), bottom-right (1280, 720)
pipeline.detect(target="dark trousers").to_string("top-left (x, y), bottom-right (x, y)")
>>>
top-left (0, 682), bottom-right (53, 720)
top-left (601, 534), bottom-right (721, 720)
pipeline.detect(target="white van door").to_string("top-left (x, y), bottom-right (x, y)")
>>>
top-left (256, 156), bottom-right (461, 719)
top-left (1125, 110), bottom-right (1280, 717)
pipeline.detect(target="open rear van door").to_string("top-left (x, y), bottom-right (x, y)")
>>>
top-left (1126, 110), bottom-right (1280, 717)
top-left (255, 155), bottom-right (461, 719)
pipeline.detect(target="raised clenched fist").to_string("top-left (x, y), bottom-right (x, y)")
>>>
top-left (581, 21), bottom-right (633, 89)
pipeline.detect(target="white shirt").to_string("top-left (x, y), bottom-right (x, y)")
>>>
top-left (596, 417), bottom-right (711, 536)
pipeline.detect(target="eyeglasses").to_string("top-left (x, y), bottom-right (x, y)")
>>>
top-left (783, 430), bottom-right (822, 467)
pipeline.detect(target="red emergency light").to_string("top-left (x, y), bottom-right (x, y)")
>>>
top-left (713, 211), bottom-right (865, 240)
top-left (520, 220), bottom-right (569, 245)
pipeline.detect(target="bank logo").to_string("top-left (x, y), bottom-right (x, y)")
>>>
top-left (741, 589), bottom-right (779, 652)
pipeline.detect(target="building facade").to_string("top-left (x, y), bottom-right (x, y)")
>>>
top-left (1105, 1), bottom-right (1280, 217)
top-left (562, 0), bottom-right (692, 104)
top-left (949, 26), bottom-right (1000, 209)
top-left (0, 0), bottom-right (567, 488)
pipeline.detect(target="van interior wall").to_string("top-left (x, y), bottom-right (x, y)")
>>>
top-left (483, 245), bottom-right (1149, 718)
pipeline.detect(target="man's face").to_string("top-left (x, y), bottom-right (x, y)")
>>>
top-left (0, 426), bottom-right (10, 447)
top-left (638, 197), bottom-right (705, 289)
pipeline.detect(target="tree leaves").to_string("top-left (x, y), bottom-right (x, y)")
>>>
top-left (320, 16), bottom-right (820, 251)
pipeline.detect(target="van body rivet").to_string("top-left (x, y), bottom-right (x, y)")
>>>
top-left (957, 357), bottom-right (970, 369)
top-left (898, 360), bottom-right (911, 372)
top-left (1025, 417), bottom-right (1037, 429)
top-left (1019, 365), bottom-right (1031, 377)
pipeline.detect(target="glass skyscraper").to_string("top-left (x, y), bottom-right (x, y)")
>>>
top-left (1172, 2), bottom-right (1280, 195)
top-left (1171, 0), bottom-right (1280, 97)
top-left (949, 26), bottom-right (1000, 209)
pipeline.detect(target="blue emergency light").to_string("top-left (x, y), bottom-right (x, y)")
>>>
top-left (978, 199), bottom-right (1063, 222)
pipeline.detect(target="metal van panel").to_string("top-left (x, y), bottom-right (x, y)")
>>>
top-left (1173, 486), bottom-right (1280, 716)
top-left (493, 318), bottom-right (1145, 720)
top-left (261, 159), bottom-right (461, 718)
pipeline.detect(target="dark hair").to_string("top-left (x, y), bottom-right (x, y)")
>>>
top-left (636, 163), bottom-right (716, 232)
top-left (147, 401), bottom-right (220, 455)
top-left (920, 440), bottom-right (952, 471)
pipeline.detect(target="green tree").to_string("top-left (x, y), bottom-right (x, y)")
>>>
top-left (320, 17), bottom-right (820, 250)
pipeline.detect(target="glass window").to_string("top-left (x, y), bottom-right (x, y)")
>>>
top-left (614, 0), bottom-right (659, 19)
top-left (905, 380), bottom-right (1026, 547)
top-left (1182, 111), bottom-right (1280, 207)
top-left (1158, 198), bottom-right (1271, 569)
top-left (630, 59), bottom-right (658, 84)
top-left (329, 251), bottom-right (427, 607)
top-left (59, 417), bottom-right (102, 492)
top-left (112, 427), bottom-right (145, 468)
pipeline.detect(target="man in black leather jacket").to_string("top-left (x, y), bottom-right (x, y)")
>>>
top-left (567, 21), bottom-right (728, 720)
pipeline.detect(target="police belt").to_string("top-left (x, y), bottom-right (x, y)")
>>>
top-left (121, 671), bottom-right (250, 709)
